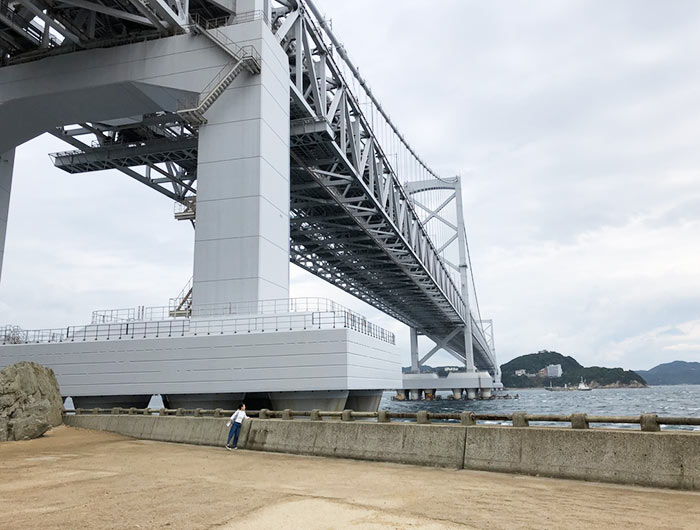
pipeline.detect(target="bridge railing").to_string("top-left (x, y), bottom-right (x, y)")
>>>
top-left (91, 297), bottom-right (375, 323)
top-left (187, 11), bottom-right (269, 31)
top-left (2, 310), bottom-right (395, 345)
top-left (63, 407), bottom-right (700, 432)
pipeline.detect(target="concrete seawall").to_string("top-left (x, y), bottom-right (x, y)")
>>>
top-left (64, 415), bottom-right (700, 491)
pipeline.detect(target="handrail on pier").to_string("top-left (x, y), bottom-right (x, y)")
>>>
top-left (63, 408), bottom-right (700, 433)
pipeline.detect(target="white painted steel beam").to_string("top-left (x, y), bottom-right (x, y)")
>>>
top-left (0, 150), bottom-right (13, 283)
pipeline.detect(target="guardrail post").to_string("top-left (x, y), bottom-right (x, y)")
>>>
top-left (159, 408), bottom-right (166, 416)
top-left (111, 407), bottom-right (120, 415)
top-left (142, 408), bottom-right (149, 415)
top-left (460, 411), bottom-right (476, 425)
top-left (377, 410), bottom-right (390, 423)
top-left (176, 408), bottom-right (184, 416)
top-left (194, 408), bottom-right (203, 417)
top-left (259, 408), bottom-right (270, 419)
top-left (282, 409), bottom-right (293, 420)
top-left (91, 408), bottom-right (99, 415)
top-left (341, 409), bottom-right (353, 422)
top-left (571, 413), bottom-right (589, 429)
top-left (128, 407), bottom-right (137, 415)
top-left (310, 409), bottom-right (322, 421)
top-left (214, 408), bottom-right (222, 417)
top-left (640, 413), bottom-right (660, 432)
top-left (512, 411), bottom-right (529, 427)
top-left (416, 410), bottom-right (430, 424)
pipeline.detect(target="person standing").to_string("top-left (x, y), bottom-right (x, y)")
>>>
top-left (225, 403), bottom-right (248, 450)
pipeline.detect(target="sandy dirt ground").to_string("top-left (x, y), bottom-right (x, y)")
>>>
top-left (1, 426), bottom-right (699, 530)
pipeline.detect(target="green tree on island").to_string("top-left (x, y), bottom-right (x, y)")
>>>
top-left (500, 350), bottom-right (646, 388)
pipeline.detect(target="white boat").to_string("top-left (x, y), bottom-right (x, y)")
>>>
top-left (577, 377), bottom-right (592, 391)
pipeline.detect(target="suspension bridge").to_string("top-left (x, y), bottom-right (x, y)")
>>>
top-left (0, 0), bottom-right (500, 410)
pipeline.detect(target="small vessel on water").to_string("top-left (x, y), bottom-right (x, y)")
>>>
top-left (544, 382), bottom-right (570, 392)
top-left (577, 377), bottom-right (592, 391)
top-left (543, 379), bottom-right (592, 392)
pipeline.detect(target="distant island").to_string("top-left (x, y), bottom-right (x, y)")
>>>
top-left (401, 354), bottom-right (700, 387)
top-left (636, 361), bottom-right (700, 385)
top-left (500, 350), bottom-right (646, 389)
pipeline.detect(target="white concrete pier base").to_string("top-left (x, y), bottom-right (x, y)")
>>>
top-left (346, 390), bottom-right (383, 412)
top-left (269, 390), bottom-right (349, 412)
top-left (467, 389), bottom-right (477, 400)
top-left (164, 393), bottom-right (245, 409)
top-left (0, 150), bottom-right (13, 282)
top-left (481, 388), bottom-right (492, 399)
top-left (451, 388), bottom-right (463, 400)
top-left (409, 389), bottom-right (423, 401)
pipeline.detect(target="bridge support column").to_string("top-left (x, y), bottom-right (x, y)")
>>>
top-left (410, 327), bottom-right (419, 373)
top-left (463, 327), bottom-right (476, 372)
top-left (409, 389), bottom-right (422, 401)
top-left (466, 389), bottom-right (477, 400)
top-left (454, 178), bottom-right (476, 373)
top-left (192, 19), bottom-right (291, 310)
top-left (0, 150), bottom-right (13, 283)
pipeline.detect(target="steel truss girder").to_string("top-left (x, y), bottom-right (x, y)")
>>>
top-left (51, 137), bottom-right (198, 173)
top-left (51, 136), bottom-right (197, 173)
top-left (280, 7), bottom-right (496, 373)
top-left (49, 127), bottom-right (194, 204)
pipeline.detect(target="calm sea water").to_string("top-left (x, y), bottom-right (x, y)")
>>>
top-left (380, 385), bottom-right (700, 430)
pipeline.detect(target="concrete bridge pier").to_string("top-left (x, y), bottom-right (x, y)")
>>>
top-left (481, 388), bottom-right (492, 399)
top-left (346, 390), bottom-right (383, 412)
top-left (70, 395), bottom-right (152, 409)
top-left (269, 391), bottom-right (349, 412)
top-left (466, 389), bottom-right (477, 400)
top-left (163, 393), bottom-right (246, 410)
top-left (409, 389), bottom-right (423, 401)
top-left (191, 17), bottom-right (290, 310)
top-left (451, 388), bottom-right (463, 400)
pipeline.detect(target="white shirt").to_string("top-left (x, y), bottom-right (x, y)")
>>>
top-left (229, 410), bottom-right (248, 424)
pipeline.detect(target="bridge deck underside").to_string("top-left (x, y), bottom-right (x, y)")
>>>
top-left (288, 112), bottom-right (493, 371)
top-left (48, 123), bottom-right (495, 372)
top-left (289, 171), bottom-right (493, 371)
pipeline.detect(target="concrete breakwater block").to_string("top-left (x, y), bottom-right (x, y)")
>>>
top-left (244, 419), bottom-right (467, 468)
top-left (64, 415), bottom-right (700, 490)
top-left (0, 361), bottom-right (63, 441)
top-left (463, 426), bottom-right (700, 490)
top-left (66, 415), bottom-right (233, 447)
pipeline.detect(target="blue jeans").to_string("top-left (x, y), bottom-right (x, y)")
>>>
top-left (227, 422), bottom-right (241, 447)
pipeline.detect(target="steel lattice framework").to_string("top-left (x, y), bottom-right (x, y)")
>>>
top-left (0, 0), bottom-right (498, 375)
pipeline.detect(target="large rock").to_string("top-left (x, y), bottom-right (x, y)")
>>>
top-left (0, 361), bottom-right (63, 441)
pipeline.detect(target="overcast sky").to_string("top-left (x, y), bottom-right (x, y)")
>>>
top-left (2, 0), bottom-right (699, 371)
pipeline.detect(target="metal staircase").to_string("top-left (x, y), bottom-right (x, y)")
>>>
top-left (178, 18), bottom-right (262, 126)
top-left (169, 277), bottom-right (193, 317)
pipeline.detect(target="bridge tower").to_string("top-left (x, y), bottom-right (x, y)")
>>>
top-left (402, 176), bottom-right (501, 399)
top-left (0, 0), bottom-right (498, 410)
